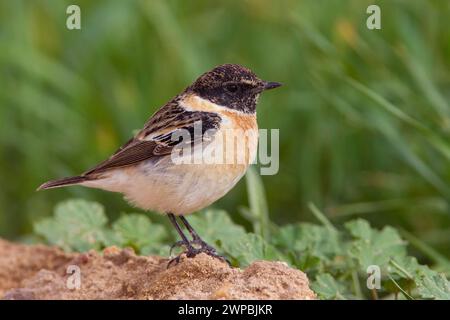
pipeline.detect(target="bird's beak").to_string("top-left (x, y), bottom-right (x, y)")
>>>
top-left (262, 81), bottom-right (282, 91)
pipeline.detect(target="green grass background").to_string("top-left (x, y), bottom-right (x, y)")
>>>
top-left (0, 0), bottom-right (449, 262)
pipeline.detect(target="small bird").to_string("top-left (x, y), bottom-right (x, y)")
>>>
top-left (38, 64), bottom-right (281, 264)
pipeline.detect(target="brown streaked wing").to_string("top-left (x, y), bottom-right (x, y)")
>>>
top-left (83, 99), bottom-right (185, 175)
top-left (110, 136), bottom-right (135, 156)
top-left (138, 99), bottom-right (190, 139)
top-left (83, 95), bottom-right (221, 176)
top-left (83, 140), bottom-right (170, 175)
top-left (138, 103), bottom-right (222, 142)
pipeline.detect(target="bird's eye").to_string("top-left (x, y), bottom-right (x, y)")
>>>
top-left (225, 84), bottom-right (239, 94)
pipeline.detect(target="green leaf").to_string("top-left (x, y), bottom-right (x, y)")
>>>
top-left (229, 233), bottom-right (266, 266)
top-left (112, 213), bottom-right (167, 254)
top-left (345, 219), bottom-right (407, 271)
top-left (312, 274), bottom-right (349, 300)
top-left (273, 223), bottom-right (342, 267)
top-left (187, 209), bottom-right (247, 248)
top-left (388, 256), bottom-right (421, 280)
top-left (99, 229), bottom-right (123, 248)
top-left (390, 258), bottom-right (450, 300)
top-left (32, 199), bottom-right (450, 300)
top-left (228, 233), bottom-right (285, 266)
top-left (34, 199), bottom-right (108, 252)
top-left (416, 271), bottom-right (450, 300)
top-left (188, 209), bottom-right (284, 266)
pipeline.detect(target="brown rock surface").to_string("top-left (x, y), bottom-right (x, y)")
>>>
top-left (0, 239), bottom-right (316, 300)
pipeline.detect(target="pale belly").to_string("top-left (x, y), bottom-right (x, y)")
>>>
top-left (82, 124), bottom-right (258, 215)
top-left (131, 160), bottom-right (248, 214)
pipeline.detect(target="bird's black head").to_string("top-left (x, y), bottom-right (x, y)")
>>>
top-left (188, 64), bottom-right (281, 113)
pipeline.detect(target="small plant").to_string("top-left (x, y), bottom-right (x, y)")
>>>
top-left (33, 198), bottom-right (450, 300)
top-left (34, 169), bottom-right (450, 300)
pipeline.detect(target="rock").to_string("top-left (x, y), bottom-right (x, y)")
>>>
top-left (0, 238), bottom-right (73, 297)
top-left (0, 239), bottom-right (316, 300)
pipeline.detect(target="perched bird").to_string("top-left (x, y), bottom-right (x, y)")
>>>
top-left (38, 64), bottom-right (281, 264)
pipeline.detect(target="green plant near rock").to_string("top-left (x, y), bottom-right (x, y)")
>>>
top-left (34, 197), bottom-right (450, 300)
top-left (32, 167), bottom-right (450, 300)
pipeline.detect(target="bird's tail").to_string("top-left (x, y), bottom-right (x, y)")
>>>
top-left (37, 175), bottom-right (88, 191)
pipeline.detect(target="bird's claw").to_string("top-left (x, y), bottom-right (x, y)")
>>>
top-left (167, 239), bottom-right (230, 267)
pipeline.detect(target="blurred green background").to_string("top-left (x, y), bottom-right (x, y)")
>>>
top-left (1, 0), bottom-right (449, 258)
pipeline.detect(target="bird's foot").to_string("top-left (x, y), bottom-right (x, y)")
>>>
top-left (167, 240), bottom-right (200, 268)
top-left (191, 238), bottom-right (231, 265)
top-left (167, 239), bottom-right (230, 267)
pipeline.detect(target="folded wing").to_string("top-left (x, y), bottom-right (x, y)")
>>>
top-left (84, 98), bottom-right (221, 176)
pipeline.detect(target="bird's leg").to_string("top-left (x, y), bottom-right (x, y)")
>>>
top-left (178, 216), bottom-right (201, 241)
top-left (179, 216), bottom-right (230, 265)
top-left (168, 213), bottom-right (190, 245)
top-left (167, 213), bottom-right (199, 266)
top-left (178, 216), bottom-right (213, 249)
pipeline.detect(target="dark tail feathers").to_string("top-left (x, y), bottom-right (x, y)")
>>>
top-left (37, 176), bottom-right (88, 191)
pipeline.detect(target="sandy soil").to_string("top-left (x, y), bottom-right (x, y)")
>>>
top-left (0, 239), bottom-right (316, 300)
